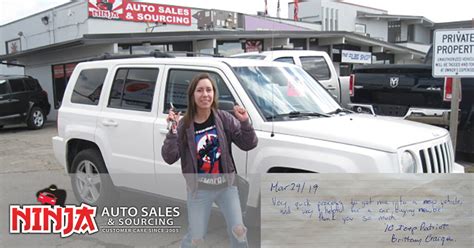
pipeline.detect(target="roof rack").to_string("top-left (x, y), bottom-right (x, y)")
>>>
top-left (89, 50), bottom-right (175, 61)
top-left (175, 52), bottom-right (224, 57)
top-left (270, 47), bottom-right (304, 51)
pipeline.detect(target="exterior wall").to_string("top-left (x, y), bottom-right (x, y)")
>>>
top-left (244, 16), bottom-right (309, 31)
top-left (362, 19), bottom-right (387, 41)
top-left (414, 25), bottom-right (431, 44)
top-left (0, 1), bottom-right (88, 55)
top-left (0, 65), bottom-right (24, 75)
top-left (86, 18), bottom-right (197, 34)
top-left (293, 1), bottom-right (322, 22)
top-left (400, 22), bottom-right (408, 41)
top-left (293, 0), bottom-right (387, 34)
top-left (24, 65), bottom-right (54, 118)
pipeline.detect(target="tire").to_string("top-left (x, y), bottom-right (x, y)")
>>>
top-left (71, 149), bottom-right (118, 206)
top-left (27, 107), bottom-right (45, 129)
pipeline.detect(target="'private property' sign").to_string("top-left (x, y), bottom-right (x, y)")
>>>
top-left (432, 28), bottom-right (474, 78)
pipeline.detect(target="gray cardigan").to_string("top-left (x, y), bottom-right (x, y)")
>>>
top-left (161, 109), bottom-right (258, 192)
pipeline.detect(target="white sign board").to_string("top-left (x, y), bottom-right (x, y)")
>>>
top-left (432, 28), bottom-right (474, 78)
top-left (341, 50), bottom-right (372, 64)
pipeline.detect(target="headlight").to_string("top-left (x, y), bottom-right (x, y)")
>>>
top-left (400, 151), bottom-right (416, 173)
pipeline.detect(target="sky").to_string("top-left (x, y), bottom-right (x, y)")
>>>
top-left (0, 0), bottom-right (473, 25)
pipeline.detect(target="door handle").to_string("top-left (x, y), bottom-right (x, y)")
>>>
top-left (326, 86), bottom-right (337, 90)
top-left (102, 119), bottom-right (118, 127)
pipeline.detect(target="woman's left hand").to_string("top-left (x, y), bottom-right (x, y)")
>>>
top-left (234, 105), bottom-right (249, 122)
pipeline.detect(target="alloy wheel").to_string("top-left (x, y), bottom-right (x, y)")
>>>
top-left (75, 160), bottom-right (102, 203)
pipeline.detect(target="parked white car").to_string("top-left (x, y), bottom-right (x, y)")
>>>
top-left (232, 50), bottom-right (342, 103)
top-left (52, 55), bottom-right (464, 208)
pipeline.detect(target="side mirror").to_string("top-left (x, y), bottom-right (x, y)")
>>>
top-left (219, 100), bottom-right (235, 114)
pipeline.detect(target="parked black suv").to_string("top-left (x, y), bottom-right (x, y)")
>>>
top-left (0, 75), bottom-right (51, 129)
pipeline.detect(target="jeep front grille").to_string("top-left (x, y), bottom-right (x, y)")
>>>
top-left (417, 141), bottom-right (452, 173)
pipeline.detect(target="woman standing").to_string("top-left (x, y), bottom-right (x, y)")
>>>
top-left (161, 73), bottom-right (258, 248)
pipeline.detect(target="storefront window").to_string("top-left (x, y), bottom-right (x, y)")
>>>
top-left (217, 41), bottom-right (244, 56)
top-left (118, 45), bottom-right (131, 54)
top-left (355, 23), bottom-right (366, 34)
top-left (52, 62), bottom-right (78, 109)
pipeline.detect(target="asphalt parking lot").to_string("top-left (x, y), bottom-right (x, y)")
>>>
top-left (0, 122), bottom-right (260, 247)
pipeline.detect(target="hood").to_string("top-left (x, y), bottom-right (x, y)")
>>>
top-left (259, 114), bottom-right (448, 153)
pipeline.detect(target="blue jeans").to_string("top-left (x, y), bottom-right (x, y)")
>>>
top-left (181, 186), bottom-right (248, 248)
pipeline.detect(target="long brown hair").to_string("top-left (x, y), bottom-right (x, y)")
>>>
top-left (182, 73), bottom-right (219, 128)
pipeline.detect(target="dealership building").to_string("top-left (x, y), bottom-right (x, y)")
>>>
top-left (1, 0), bottom-right (471, 120)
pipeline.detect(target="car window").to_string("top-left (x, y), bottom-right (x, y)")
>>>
top-left (0, 80), bottom-right (9, 94)
top-left (71, 69), bottom-right (108, 105)
top-left (300, 56), bottom-right (331, 80)
top-left (24, 78), bottom-right (40, 91)
top-left (9, 79), bottom-right (26, 93)
top-left (108, 68), bottom-right (159, 112)
top-left (164, 69), bottom-right (235, 113)
top-left (274, 57), bottom-right (295, 64)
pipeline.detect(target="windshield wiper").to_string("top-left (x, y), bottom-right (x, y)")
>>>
top-left (327, 108), bottom-right (353, 115)
top-left (266, 111), bottom-right (330, 120)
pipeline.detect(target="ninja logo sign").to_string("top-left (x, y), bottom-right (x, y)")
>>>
top-left (9, 184), bottom-right (98, 237)
top-left (88, 0), bottom-right (123, 20)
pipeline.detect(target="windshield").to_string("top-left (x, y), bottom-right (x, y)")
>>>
top-left (233, 65), bottom-right (340, 121)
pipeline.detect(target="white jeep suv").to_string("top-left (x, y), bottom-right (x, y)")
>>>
top-left (52, 55), bottom-right (464, 207)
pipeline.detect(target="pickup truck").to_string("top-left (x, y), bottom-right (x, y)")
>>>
top-left (349, 47), bottom-right (474, 158)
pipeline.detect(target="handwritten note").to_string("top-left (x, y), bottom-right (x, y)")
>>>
top-left (261, 174), bottom-right (473, 248)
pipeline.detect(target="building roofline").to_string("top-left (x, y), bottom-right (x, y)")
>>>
top-left (0, 30), bottom-right (425, 61)
top-left (0, 38), bottom-right (84, 60)
top-left (339, 1), bottom-right (387, 12)
top-left (357, 12), bottom-right (434, 26)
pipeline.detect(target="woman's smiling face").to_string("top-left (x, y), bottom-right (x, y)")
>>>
top-left (193, 78), bottom-right (214, 111)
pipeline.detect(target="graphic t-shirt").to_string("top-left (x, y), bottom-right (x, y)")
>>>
top-left (194, 114), bottom-right (226, 188)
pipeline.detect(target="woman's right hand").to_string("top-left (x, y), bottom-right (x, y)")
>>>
top-left (167, 109), bottom-right (181, 133)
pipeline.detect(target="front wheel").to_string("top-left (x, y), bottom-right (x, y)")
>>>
top-left (27, 107), bottom-right (45, 129)
top-left (71, 149), bottom-right (118, 205)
